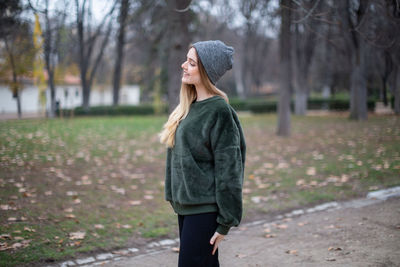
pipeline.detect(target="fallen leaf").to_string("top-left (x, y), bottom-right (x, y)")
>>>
top-left (265, 234), bottom-right (276, 238)
top-left (340, 175), bottom-right (349, 183)
top-left (276, 224), bottom-right (288, 230)
top-left (66, 191), bottom-right (78, 196)
top-left (94, 224), bottom-right (105, 229)
top-left (306, 167), bottom-right (316, 176)
top-left (0, 234), bottom-right (11, 240)
top-left (236, 254), bottom-right (247, 258)
top-left (297, 222), bottom-right (308, 227)
top-left (23, 227), bottom-right (36, 232)
top-left (242, 188), bottom-right (252, 194)
top-left (113, 249), bottom-right (129, 255)
top-left (69, 231), bottom-right (86, 240)
top-left (0, 242), bottom-right (9, 251)
top-left (286, 250), bottom-right (298, 255)
top-left (257, 183), bottom-right (270, 189)
top-left (129, 200), bottom-right (142, 206)
top-left (1, 205), bottom-right (10, 210)
top-left (11, 242), bottom-right (22, 249)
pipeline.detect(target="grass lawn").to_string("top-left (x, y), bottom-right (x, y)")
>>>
top-left (0, 113), bottom-right (399, 266)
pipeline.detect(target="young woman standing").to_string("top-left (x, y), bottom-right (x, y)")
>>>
top-left (159, 40), bottom-right (246, 267)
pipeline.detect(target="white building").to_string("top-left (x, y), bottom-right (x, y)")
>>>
top-left (0, 84), bottom-right (140, 115)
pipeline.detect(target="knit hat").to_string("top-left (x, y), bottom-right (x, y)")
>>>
top-left (192, 40), bottom-right (234, 85)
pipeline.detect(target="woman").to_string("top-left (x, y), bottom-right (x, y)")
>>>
top-left (159, 40), bottom-right (246, 267)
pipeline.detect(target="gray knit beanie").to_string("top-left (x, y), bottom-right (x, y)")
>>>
top-left (192, 40), bottom-right (234, 85)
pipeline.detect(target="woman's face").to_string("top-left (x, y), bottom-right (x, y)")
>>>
top-left (181, 47), bottom-right (201, 86)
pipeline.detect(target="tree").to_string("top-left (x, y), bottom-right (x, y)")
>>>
top-left (277, 0), bottom-right (292, 136)
top-left (292, 0), bottom-right (320, 115)
top-left (112, 0), bottom-right (130, 106)
top-left (1, 22), bottom-right (35, 119)
top-left (238, 0), bottom-right (272, 98)
top-left (336, 0), bottom-right (370, 120)
top-left (381, 0), bottom-right (400, 114)
top-left (75, 0), bottom-right (116, 111)
top-left (28, 0), bottom-right (68, 118)
top-left (165, 0), bottom-right (194, 113)
top-left (0, 0), bottom-right (23, 39)
top-left (33, 13), bottom-right (47, 113)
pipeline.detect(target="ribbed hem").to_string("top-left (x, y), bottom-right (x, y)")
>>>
top-left (170, 202), bottom-right (218, 215)
top-left (216, 224), bottom-right (230, 235)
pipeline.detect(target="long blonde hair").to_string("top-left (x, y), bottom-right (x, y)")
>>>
top-left (159, 46), bottom-right (229, 148)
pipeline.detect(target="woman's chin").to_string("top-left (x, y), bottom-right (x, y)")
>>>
top-left (181, 78), bottom-right (191, 84)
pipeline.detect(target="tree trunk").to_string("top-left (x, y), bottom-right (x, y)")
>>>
top-left (48, 70), bottom-right (56, 118)
top-left (76, 0), bottom-right (115, 112)
top-left (295, 90), bottom-right (307, 115)
top-left (349, 43), bottom-right (368, 120)
top-left (277, 0), bottom-right (292, 136)
top-left (5, 38), bottom-right (22, 119)
top-left (16, 90), bottom-right (21, 119)
top-left (12, 83), bottom-right (21, 119)
top-left (381, 76), bottom-right (388, 106)
top-left (381, 51), bottom-right (392, 106)
top-left (241, 29), bottom-right (252, 97)
top-left (113, 0), bottom-right (129, 106)
top-left (166, 0), bottom-right (192, 113)
top-left (393, 64), bottom-right (400, 115)
top-left (82, 79), bottom-right (90, 111)
top-left (234, 59), bottom-right (246, 99)
top-left (43, 1), bottom-right (57, 118)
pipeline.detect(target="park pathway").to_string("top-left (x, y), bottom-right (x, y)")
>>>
top-left (50, 187), bottom-right (400, 267)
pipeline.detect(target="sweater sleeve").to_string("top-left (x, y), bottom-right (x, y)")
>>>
top-left (164, 147), bottom-right (172, 202)
top-left (210, 106), bottom-right (245, 235)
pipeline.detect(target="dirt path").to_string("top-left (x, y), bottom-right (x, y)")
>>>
top-left (88, 196), bottom-right (399, 267)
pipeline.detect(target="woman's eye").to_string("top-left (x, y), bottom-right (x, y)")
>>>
top-left (190, 63), bottom-right (195, 67)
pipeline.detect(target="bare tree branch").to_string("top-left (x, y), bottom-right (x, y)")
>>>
top-left (293, 0), bottom-right (322, 23)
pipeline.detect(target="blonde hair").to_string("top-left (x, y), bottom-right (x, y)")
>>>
top-left (159, 46), bottom-right (229, 148)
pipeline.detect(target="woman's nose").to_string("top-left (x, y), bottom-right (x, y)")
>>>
top-left (181, 61), bottom-right (187, 69)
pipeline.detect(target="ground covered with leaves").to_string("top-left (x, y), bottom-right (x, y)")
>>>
top-left (0, 113), bottom-right (399, 266)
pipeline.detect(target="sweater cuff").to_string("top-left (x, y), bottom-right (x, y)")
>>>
top-left (216, 224), bottom-right (230, 235)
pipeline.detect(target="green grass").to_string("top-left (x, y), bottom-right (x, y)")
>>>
top-left (1, 113), bottom-right (400, 266)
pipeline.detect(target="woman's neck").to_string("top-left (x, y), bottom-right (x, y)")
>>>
top-left (195, 84), bottom-right (214, 101)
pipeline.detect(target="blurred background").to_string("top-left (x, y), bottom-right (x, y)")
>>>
top-left (1, 0), bottom-right (399, 121)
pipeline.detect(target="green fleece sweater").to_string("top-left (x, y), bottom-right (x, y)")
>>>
top-left (164, 95), bottom-right (246, 235)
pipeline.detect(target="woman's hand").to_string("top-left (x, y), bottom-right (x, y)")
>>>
top-left (210, 232), bottom-right (225, 255)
